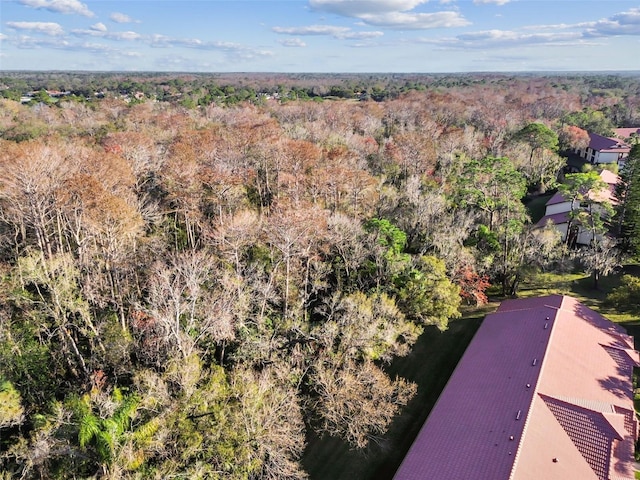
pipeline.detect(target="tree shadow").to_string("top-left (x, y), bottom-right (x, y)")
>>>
top-left (570, 299), bottom-right (635, 350)
top-left (597, 375), bottom-right (632, 399)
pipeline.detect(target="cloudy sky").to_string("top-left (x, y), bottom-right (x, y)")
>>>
top-left (1, 0), bottom-right (640, 72)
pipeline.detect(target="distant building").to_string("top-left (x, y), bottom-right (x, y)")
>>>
top-left (614, 127), bottom-right (640, 142)
top-left (535, 169), bottom-right (618, 246)
top-left (575, 128), bottom-right (639, 167)
top-left (576, 132), bottom-right (630, 165)
top-left (394, 295), bottom-right (638, 480)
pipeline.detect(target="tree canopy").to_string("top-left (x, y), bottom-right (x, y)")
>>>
top-left (0, 72), bottom-right (638, 479)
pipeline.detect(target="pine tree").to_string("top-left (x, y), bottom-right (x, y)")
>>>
top-left (615, 144), bottom-right (640, 257)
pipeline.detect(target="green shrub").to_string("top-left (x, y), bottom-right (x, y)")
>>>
top-left (605, 275), bottom-right (640, 312)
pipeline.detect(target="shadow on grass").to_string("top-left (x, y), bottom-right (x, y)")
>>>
top-left (523, 192), bottom-right (554, 224)
top-left (301, 315), bottom-right (483, 480)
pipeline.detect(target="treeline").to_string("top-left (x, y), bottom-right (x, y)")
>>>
top-left (3, 72), bottom-right (640, 114)
top-left (0, 74), bottom-right (639, 479)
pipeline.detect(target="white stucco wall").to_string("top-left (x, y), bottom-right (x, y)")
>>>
top-left (545, 201), bottom-right (573, 216)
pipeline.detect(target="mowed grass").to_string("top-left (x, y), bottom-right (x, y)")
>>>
top-left (515, 265), bottom-right (640, 324)
top-left (302, 264), bottom-right (640, 479)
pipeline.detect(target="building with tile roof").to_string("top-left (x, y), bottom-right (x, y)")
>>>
top-left (535, 169), bottom-right (619, 246)
top-left (614, 128), bottom-right (640, 142)
top-left (394, 295), bottom-right (638, 480)
top-left (577, 132), bottom-right (631, 165)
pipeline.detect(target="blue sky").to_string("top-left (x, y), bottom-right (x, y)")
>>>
top-left (1, 0), bottom-right (640, 72)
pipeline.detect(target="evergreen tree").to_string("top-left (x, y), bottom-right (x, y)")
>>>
top-left (615, 143), bottom-right (640, 257)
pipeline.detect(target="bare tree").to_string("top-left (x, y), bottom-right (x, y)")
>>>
top-left (311, 359), bottom-right (416, 449)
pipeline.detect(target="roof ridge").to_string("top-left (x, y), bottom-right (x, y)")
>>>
top-left (551, 395), bottom-right (616, 414)
top-left (508, 309), bottom-right (558, 479)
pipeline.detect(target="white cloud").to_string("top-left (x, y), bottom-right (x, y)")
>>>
top-left (6, 34), bottom-right (144, 61)
top-left (611, 7), bottom-right (640, 25)
top-left (309, 0), bottom-right (429, 17)
top-left (68, 42), bottom-right (140, 57)
top-left (424, 29), bottom-right (587, 50)
top-left (273, 25), bottom-right (352, 36)
top-left (473, 0), bottom-right (511, 5)
top-left (359, 11), bottom-right (470, 29)
top-left (522, 23), bottom-right (587, 32)
top-left (146, 34), bottom-right (274, 61)
top-left (173, 38), bottom-right (205, 47)
top-left (76, 42), bottom-right (120, 53)
top-left (6, 21), bottom-right (65, 36)
top-left (12, 35), bottom-right (71, 48)
top-left (19, 0), bottom-right (94, 17)
top-left (199, 41), bottom-right (274, 60)
top-left (110, 12), bottom-right (138, 24)
top-left (272, 24), bottom-right (383, 39)
top-left (0, 33), bottom-right (7, 41)
top-left (341, 30), bottom-right (384, 39)
top-left (279, 38), bottom-right (307, 47)
top-left (459, 30), bottom-right (580, 44)
top-left (112, 31), bottom-right (141, 41)
top-left (584, 7), bottom-right (640, 37)
top-left (148, 34), bottom-right (172, 47)
top-left (413, 8), bottom-right (640, 51)
top-left (308, 0), bottom-right (469, 30)
top-left (91, 23), bottom-right (107, 32)
top-left (71, 28), bottom-right (142, 41)
top-left (515, 7), bottom-right (640, 39)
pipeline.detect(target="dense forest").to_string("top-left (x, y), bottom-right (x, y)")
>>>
top-left (1, 72), bottom-right (640, 479)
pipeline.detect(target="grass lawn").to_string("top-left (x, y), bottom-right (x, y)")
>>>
top-left (514, 265), bottom-right (640, 324)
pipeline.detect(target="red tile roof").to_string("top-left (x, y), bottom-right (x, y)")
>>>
top-left (589, 132), bottom-right (630, 154)
top-left (393, 295), bottom-right (638, 480)
top-left (600, 169), bottom-right (620, 187)
top-left (541, 170), bottom-right (619, 215)
top-left (535, 211), bottom-right (570, 228)
top-left (545, 191), bottom-right (570, 206)
top-left (614, 128), bottom-right (640, 140)
top-left (541, 394), bottom-right (618, 480)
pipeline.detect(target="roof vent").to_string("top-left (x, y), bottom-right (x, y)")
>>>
top-left (516, 410), bottom-right (522, 420)
top-left (532, 358), bottom-right (537, 366)
top-left (544, 323), bottom-right (548, 329)
top-left (526, 383), bottom-right (531, 388)
top-left (552, 457), bottom-right (559, 463)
